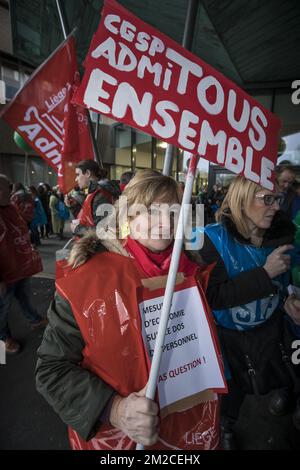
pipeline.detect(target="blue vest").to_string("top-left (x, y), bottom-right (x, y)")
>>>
top-left (196, 223), bottom-right (289, 331)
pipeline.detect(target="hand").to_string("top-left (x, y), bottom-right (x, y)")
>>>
top-left (263, 244), bottom-right (293, 279)
top-left (0, 282), bottom-right (6, 297)
top-left (70, 219), bottom-right (80, 233)
top-left (284, 295), bottom-right (300, 325)
top-left (109, 385), bottom-right (159, 446)
top-left (64, 195), bottom-right (71, 207)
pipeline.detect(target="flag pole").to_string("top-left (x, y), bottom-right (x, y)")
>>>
top-left (136, 153), bottom-right (199, 450)
top-left (137, 0), bottom-right (200, 450)
top-left (162, 0), bottom-right (199, 176)
top-left (55, 0), bottom-right (104, 169)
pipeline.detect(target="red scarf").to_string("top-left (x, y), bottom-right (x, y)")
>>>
top-left (124, 237), bottom-right (198, 277)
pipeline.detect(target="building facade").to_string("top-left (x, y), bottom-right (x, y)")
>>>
top-left (1, 1), bottom-right (300, 192)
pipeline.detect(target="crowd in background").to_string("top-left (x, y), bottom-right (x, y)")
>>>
top-left (1, 162), bottom-right (300, 450)
top-left (10, 182), bottom-right (69, 246)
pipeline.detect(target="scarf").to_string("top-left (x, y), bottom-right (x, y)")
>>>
top-left (124, 236), bottom-right (198, 277)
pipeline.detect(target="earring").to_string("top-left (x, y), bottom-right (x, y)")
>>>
top-left (120, 221), bottom-right (130, 239)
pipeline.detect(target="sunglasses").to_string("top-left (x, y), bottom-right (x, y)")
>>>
top-left (255, 194), bottom-right (284, 206)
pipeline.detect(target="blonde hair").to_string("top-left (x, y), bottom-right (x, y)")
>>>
top-left (216, 176), bottom-right (263, 239)
top-left (68, 170), bottom-right (182, 268)
top-left (115, 169), bottom-right (182, 238)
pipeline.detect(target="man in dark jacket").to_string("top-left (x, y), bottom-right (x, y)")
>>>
top-left (276, 165), bottom-right (296, 219)
top-left (71, 160), bottom-right (120, 237)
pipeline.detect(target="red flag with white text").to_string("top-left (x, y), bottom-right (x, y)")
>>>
top-left (59, 70), bottom-right (95, 193)
top-left (0, 35), bottom-right (94, 193)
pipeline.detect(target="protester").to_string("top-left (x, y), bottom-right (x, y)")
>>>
top-left (37, 184), bottom-right (51, 238)
top-left (72, 160), bottom-right (121, 236)
top-left (49, 187), bottom-right (68, 240)
top-left (210, 198), bottom-right (222, 219)
top-left (29, 186), bottom-right (48, 246)
top-left (64, 187), bottom-right (86, 219)
top-left (42, 183), bottom-right (53, 235)
top-left (36, 169), bottom-right (221, 451)
top-left (10, 182), bottom-right (34, 224)
top-left (276, 165), bottom-right (296, 218)
top-left (198, 175), bottom-right (300, 449)
top-left (208, 184), bottom-right (223, 204)
top-left (0, 174), bottom-right (47, 354)
top-left (178, 181), bottom-right (185, 193)
top-left (291, 181), bottom-right (300, 220)
top-left (119, 171), bottom-right (135, 192)
top-left (56, 189), bottom-right (69, 238)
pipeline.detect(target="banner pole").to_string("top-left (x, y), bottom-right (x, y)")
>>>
top-left (162, 0), bottom-right (199, 176)
top-left (136, 153), bottom-right (199, 450)
top-left (55, 0), bottom-right (104, 169)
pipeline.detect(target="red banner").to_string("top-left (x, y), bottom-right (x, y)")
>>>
top-left (73, 0), bottom-right (281, 190)
top-left (0, 36), bottom-right (94, 193)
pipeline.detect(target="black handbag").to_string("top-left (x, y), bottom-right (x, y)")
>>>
top-left (217, 309), bottom-right (298, 395)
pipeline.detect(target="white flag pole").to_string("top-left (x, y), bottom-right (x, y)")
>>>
top-left (162, 0), bottom-right (199, 177)
top-left (136, 153), bottom-right (199, 450)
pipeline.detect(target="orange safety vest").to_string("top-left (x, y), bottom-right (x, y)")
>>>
top-left (78, 188), bottom-right (115, 228)
top-left (0, 204), bottom-right (42, 284)
top-left (56, 251), bottom-right (220, 450)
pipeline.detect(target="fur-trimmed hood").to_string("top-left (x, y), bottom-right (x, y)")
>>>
top-left (68, 220), bottom-right (128, 269)
top-left (68, 218), bottom-right (203, 269)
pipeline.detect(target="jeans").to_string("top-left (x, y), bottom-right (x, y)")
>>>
top-left (0, 278), bottom-right (42, 340)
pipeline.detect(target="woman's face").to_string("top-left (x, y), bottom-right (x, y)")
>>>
top-left (244, 189), bottom-right (282, 230)
top-left (129, 198), bottom-right (179, 252)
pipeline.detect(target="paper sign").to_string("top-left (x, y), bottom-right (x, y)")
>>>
top-left (139, 284), bottom-right (226, 412)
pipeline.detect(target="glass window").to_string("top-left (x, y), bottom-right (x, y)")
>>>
top-left (21, 69), bottom-right (32, 87)
top-left (1, 63), bottom-right (20, 100)
top-left (45, 166), bottom-right (57, 187)
top-left (113, 165), bottom-right (132, 181)
top-left (136, 131), bottom-right (151, 169)
top-left (156, 141), bottom-right (178, 172)
top-left (8, 154), bottom-right (25, 183)
top-left (29, 157), bottom-right (46, 187)
top-left (115, 126), bottom-right (131, 167)
top-left (215, 173), bottom-right (236, 188)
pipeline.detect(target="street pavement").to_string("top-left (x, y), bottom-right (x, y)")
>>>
top-left (0, 232), bottom-right (71, 450)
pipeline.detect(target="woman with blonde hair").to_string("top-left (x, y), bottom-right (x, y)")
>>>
top-left (36, 169), bottom-right (221, 451)
top-left (199, 175), bottom-right (300, 449)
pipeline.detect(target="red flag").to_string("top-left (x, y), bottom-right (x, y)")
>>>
top-left (59, 71), bottom-right (94, 193)
top-left (0, 36), bottom-right (94, 193)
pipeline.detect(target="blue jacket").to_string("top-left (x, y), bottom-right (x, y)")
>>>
top-left (30, 197), bottom-right (47, 228)
top-left (204, 222), bottom-right (289, 331)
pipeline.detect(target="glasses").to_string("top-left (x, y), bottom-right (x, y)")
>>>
top-left (255, 194), bottom-right (284, 206)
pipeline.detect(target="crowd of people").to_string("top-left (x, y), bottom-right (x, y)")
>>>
top-left (0, 164), bottom-right (133, 354)
top-left (1, 161), bottom-right (300, 450)
top-left (10, 181), bottom-right (70, 246)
